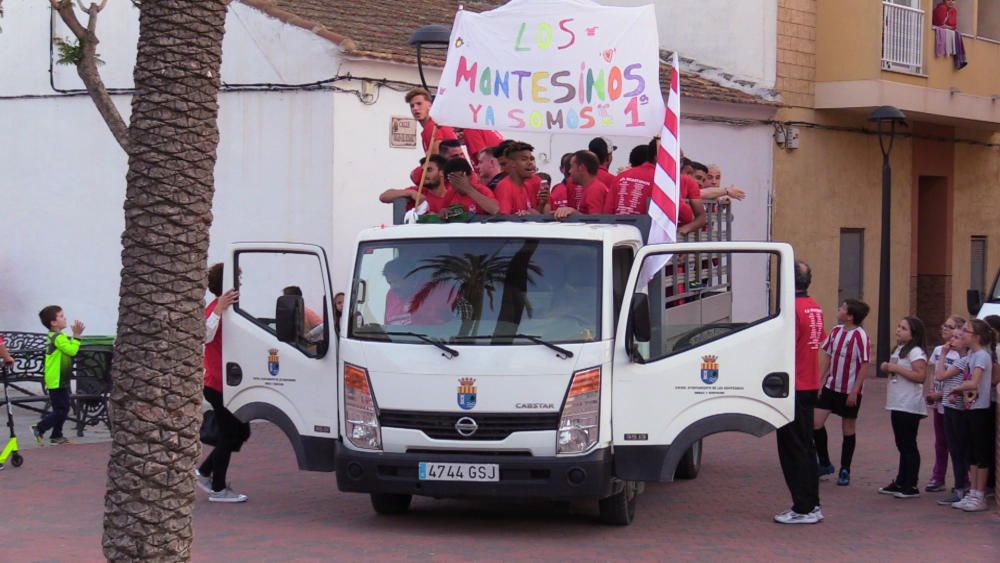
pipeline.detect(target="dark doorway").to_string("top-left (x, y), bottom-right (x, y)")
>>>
top-left (915, 176), bottom-right (950, 346)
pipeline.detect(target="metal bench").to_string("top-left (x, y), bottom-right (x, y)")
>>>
top-left (0, 331), bottom-right (113, 437)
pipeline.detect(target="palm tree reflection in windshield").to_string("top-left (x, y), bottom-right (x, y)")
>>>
top-left (408, 240), bottom-right (542, 338)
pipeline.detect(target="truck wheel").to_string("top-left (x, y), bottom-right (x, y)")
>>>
top-left (675, 439), bottom-right (703, 480)
top-left (370, 493), bottom-right (412, 515)
top-left (598, 480), bottom-right (639, 526)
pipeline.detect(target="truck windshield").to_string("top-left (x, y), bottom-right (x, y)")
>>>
top-left (348, 238), bottom-right (601, 345)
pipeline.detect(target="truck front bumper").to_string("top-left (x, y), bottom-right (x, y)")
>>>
top-left (335, 444), bottom-right (615, 500)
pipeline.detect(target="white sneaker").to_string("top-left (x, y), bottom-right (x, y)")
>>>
top-left (194, 470), bottom-right (213, 494)
top-left (208, 487), bottom-right (248, 503)
top-left (961, 493), bottom-right (988, 512)
top-left (774, 510), bottom-right (821, 524)
top-left (951, 491), bottom-right (974, 509)
top-left (811, 506), bottom-right (824, 521)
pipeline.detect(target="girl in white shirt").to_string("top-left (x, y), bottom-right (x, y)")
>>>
top-left (878, 316), bottom-right (927, 499)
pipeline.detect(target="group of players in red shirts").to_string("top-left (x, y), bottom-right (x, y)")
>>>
top-left (381, 88), bottom-right (742, 232)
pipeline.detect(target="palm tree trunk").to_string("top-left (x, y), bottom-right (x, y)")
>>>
top-left (102, 1), bottom-right (229, 560)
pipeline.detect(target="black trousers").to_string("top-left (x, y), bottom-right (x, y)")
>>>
top-left (777, 390), bottom-right (819, 514)
top-left (890, 410), bottom-right (922, 489)
top-left (199, 388), bottom-right (233, 492)
top-left (943, 408), bottom-right (970, 490)
top-left (37, 387), bottom-right (71, 439)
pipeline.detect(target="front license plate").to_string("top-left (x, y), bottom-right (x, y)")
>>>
top-left (418, 462), bottom-right (499, 482)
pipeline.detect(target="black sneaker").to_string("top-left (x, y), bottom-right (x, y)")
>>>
top-left (836, 468), bottom-right (851, 486)
top-left (893, 487), bottom-right (920, 499)
top-left (31, 424), bottom-right (44, 446)
top-left (878, 481), bottom-right (902, 495)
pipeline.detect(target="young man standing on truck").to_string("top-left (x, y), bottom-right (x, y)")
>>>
top-left (553, 150), bottom-right (608, 219)
top-left (814, 298), bottom-right (872, 487)
top-left (406, 88), bottom-right (458, 152)
top-left (774, 260), bottom-right (824, 524)
top-left (494, 142), bottom-right (541, 215)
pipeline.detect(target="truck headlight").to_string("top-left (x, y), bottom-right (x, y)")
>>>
top-left (344, 363), bottom-right (381, 450)
top-left (557, 367), bottom-right (600, 454)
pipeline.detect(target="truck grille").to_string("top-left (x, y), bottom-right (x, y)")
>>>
top-left (379, 410), bottom-right (560, 441)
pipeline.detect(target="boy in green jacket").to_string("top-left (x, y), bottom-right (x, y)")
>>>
top-left (32, 305), bottom-right (85, 445)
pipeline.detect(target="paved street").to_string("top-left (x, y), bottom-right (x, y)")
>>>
top-left (2, 378), bottom-right (998, 561)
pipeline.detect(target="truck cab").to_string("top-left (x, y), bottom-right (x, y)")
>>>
top-left (222, 218), bottom-right (796, 525)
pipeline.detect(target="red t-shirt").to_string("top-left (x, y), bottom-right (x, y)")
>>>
top-left (420, 117), bottom-right (458, 152)
top-left (597, 167), bottom-right (618, 196)
top-left (678, 175), bottom-right (701, 227)
top-left (401, 186), bottom-right (450, 214)
top-left (933, 3), bottom-right (957, 28)
top-left (577, 179), bottom-right (608, 214)
top-left (204, 299), bottom-right (223, 392)
top-left (549, 183), bottom-right (570, 210)
top-left (446, 183), bottom-right (496, 214)
top-left (462, 129), bottom-right (504, 166)
top-left (605, 162), bottom-right (654, 215)
top-left (794, 294), bottom-right (826, 391)
top-left (495, 176), bottom-right (538, 214)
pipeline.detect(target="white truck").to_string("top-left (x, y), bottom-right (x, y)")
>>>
top-left (222, 216), bottom-right (795, 525)
top-left (968, 267), bottom-right (1000, 319)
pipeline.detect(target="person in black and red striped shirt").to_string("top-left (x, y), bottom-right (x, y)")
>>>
top-left (813, 298), bottom-right (873, 487)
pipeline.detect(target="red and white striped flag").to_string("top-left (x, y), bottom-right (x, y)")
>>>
top-left (642, 52), bottom-right (681, 283)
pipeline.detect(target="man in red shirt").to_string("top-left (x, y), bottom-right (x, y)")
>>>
top-left (774, 260), bottom-right (825, 524)
top-left (444, 158), bottom-right (498, 215)
top-left (381, 155), bottom-right (451, 214)
top-left (406, 88), bottom-right (458, 152)
top-left (588, 137), bottom-right (619, 194)
top-left (678, 174), bottom-right (707, 235)
top-left (476, 147), bottom-right (504, 191)
top-left (605, 144), bottom-right (654, 214)
top-left (494, 142), bottom-right (541, 215)
top-left (409, 139), bottom-right (482, 186)
top-left (553, 150), bottom-right (608, 219)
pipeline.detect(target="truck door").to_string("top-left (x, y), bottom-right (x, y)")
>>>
top-left (611, 242), bottom-right (795, 482)
top-left (222, 243), bottom-right (338, 471)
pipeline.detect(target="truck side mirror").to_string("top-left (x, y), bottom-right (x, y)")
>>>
top-left (275, 295), bottom-right (304, 343)
top-left (967, 289), bottom-right (982, 317)
top-left (630, 293), bottom-right (651, 343)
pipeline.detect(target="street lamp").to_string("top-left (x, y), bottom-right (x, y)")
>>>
top-left (408, 24), bottom-right (451, 94)
top-left (869, 105), bottom-right (907, 376)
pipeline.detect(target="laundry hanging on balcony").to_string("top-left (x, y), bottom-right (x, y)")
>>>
top-left (933, 27), bottom-right (968, 70)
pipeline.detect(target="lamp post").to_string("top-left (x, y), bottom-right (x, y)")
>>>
top-left (408, 24), bottom-right (451, 94)
top-left (869, 106), bottom-right (907, 376)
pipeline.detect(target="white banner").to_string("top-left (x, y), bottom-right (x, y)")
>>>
top-left (430, 0), bottom-right (665, 138)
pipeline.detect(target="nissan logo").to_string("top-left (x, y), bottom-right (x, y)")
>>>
top-left (454, 416), bottom-right (478, 437)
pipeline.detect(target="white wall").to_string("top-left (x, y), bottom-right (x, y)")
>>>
top-left (600, 0), bottom-right (777, 87)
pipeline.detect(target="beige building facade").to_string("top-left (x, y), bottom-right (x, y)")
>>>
top-left (773, 0), bottom-right (1000, 346)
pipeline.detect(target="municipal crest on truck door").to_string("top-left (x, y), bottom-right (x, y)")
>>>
top-left (700, 355), bottom-right (719, 385)
top-left (457, 377), bottom-right (477, 410)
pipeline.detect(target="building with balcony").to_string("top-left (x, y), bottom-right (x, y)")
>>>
top-left (773, 0), bottom-right (1000, 342)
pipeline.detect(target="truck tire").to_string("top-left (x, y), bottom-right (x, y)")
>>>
top-left (675, 439), bottom-right (703, 480)
top-left (370, 493), bottom-right (412, 515)
top-left (598, 480), bottom-right (638, 526)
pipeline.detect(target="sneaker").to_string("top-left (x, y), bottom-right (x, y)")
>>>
top-left (893, 487), bottom-right (920, 499)
top-left (952, 491), bottom-right (973, 509)
top-left (49, 436), bottom-right (71, 445)
top-left (194, 470), bottom-right (213, 494)
top-left (208, 487), bottom-right (248, 503)
top-left (810, 505), bottom-right (824, 521)
top-left (938, 488), bottom-right (967, 505)
top-left (31, 424), bottom-right (44, 446)
top-left (836, 468), bottom-right (851, 486)
top-left (818, 463), bottom-right (836, 479)
top-left (961, 493), bottom-right (988, 512)
top-left (774, 510), bottom-right (821, 524)
top-left (878, 481), bottom-right (902, 495)
top-left (924, 480), bottom-right (945, 493)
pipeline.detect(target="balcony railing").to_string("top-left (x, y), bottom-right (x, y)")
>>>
top-left (882, 1), bottom-right (925, 74)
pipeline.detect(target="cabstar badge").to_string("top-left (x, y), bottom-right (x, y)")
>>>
top-left (700, 355), bottom-right (719, 385)
top-left (457, 377), bottom-right (477, 410)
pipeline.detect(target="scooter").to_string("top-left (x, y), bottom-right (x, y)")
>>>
top-left (0, 366), bottom-right (23, 469)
